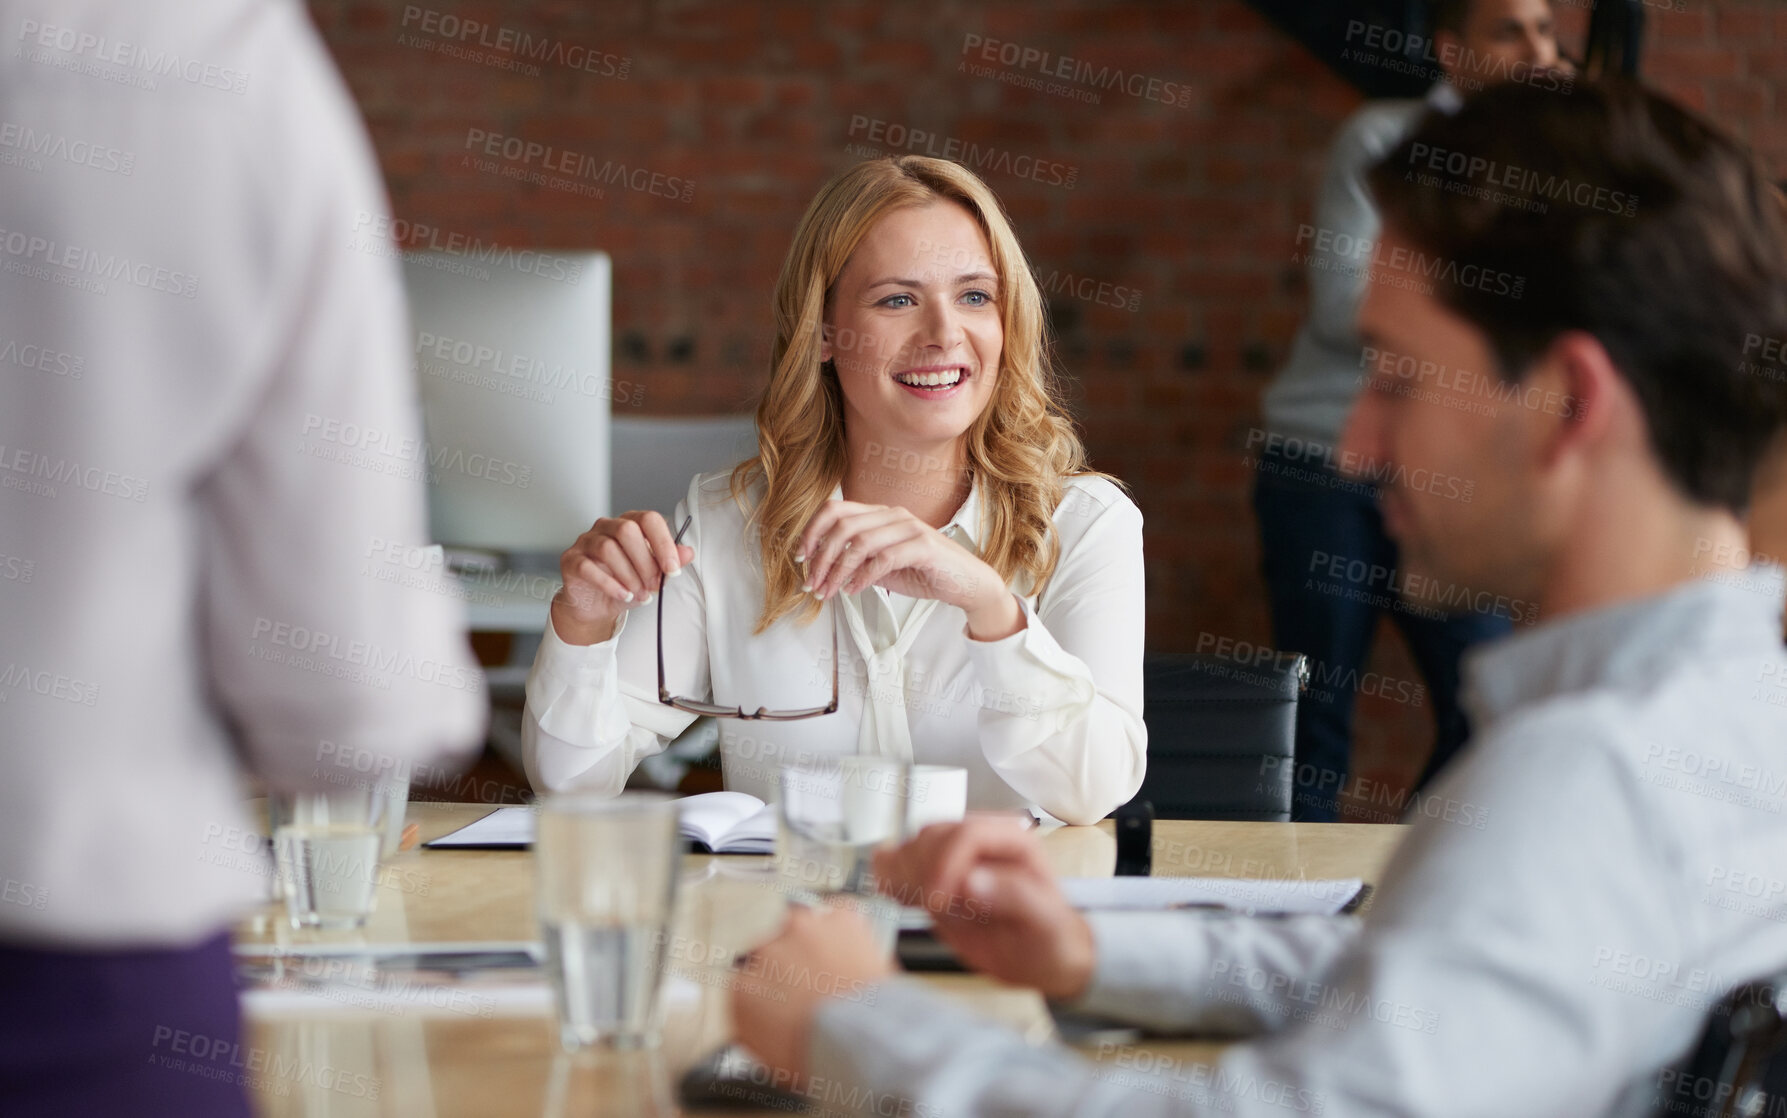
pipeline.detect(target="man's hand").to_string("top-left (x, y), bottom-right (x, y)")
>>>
top-left (874, 817), bottom-right (1096, 1001)
top-left (729, 904), bottom-right (895, 1082)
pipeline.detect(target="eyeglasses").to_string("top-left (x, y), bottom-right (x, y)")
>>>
top-left (656, 515), bottom-right (839, 720)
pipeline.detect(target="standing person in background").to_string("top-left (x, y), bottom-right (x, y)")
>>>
top-left (0, 2), bottom-right (486, 1114)
top-left (1255, 0), bottom-right (1565, 820)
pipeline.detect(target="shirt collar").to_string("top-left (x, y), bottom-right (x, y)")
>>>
top-left (1428, 81), bottom-right (1464, 115)
top-left (941, 476), bottom-right (984, 551)
top-left (1464, 566), bottom-right (1787, 726)
top-left (826, 475), bottom-right (984, 553)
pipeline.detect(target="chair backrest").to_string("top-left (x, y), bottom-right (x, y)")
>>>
top-left (1128, 652), bottom-right (1307, 821)
top-left (1653, 972), bottom-right (1787, 1118)
top-left (610, 415), bottom-right (759, 524)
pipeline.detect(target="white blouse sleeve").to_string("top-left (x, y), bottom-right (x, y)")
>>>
top-left (964, 487), bottom-right (1147, 824)
top-left (521, 499), bottom-right (706, 795)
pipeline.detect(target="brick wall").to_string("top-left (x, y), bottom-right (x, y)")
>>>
top-left (306, 0), bottom-right (1782, 814)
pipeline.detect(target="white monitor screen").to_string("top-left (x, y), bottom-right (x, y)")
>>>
top-left (401, 250), bottom-right (611, 552)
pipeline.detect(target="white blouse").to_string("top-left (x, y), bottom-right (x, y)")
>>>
top-left (522, 469), bottom-right (1147, 824)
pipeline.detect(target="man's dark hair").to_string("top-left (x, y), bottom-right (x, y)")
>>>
top-left (1432, 0), bottom-right (1473, 35)
top-left (1369, 78), bottom-right (1787, 511)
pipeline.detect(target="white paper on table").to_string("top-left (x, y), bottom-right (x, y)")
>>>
top-left (422, 794), bottom-right (779, 852)
top-left (236, 942), bottom-right (552, 1018)
top-left (421, 806), bottom-right (535, 848)
top-left (242, 981), bottom-right (553, 1017)
top-left (1059, 876), bottom-right (1364, 916)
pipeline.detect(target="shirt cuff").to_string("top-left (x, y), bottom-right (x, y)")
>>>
top-left (534, 607), bottom-right (631, 686)
top-left (1056, 911), bottom-right (1213, 1023)
top-left (960, 594), bottom-right (1096, 725)
top-left (807, 978), bottom-right (979, 1115)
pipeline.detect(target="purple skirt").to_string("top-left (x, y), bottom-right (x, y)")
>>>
top-left (0, 930), bottom-right (251, 1117)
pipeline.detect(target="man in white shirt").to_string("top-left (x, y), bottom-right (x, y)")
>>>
top-left (0, 1), bottom-right (484, 1112)
top-left (730, 78), bottom-right (1787, 1117)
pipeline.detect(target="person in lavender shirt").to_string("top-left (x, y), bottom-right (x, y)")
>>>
top-left (0, 2), bottom-right (484, 1112)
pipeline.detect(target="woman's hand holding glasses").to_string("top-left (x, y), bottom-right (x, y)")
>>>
top-left (551, 511), bottom-right (694, 646)
top-left (797, 500), bottom-right (1025, 641)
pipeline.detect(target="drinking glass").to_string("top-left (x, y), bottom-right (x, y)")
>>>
top-left (377, 772), bottom-right (411, 858)
top-left (535, 793), bottom-right (683, 1050)
top-left (776, 757), bottom-right (909, 954)
top-left (272, 783), bottom-right (394, 930)
top-left (905, 764), bottom-right (968, 832)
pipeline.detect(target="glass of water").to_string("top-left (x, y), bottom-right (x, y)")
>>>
top-left (376, 772), bottom-right (410, 858)
top-left (272, 783), bottom-right (394, 930)
top-left (535, 792), bottom-right (683, 1051)
top-left (776, 756), bottom-right (910, 955)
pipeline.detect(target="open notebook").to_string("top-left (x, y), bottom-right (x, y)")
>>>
top-left (423, 791), bottom-right (778, 855)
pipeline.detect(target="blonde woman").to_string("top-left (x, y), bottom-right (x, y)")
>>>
top-left (522, 156), bottom-right (1145, 825)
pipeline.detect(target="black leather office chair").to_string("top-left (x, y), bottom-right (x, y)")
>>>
top-left (1125, 652), bottom-right (1308, 821)
top-left (1653, 970), bottom-right (1787, 1117)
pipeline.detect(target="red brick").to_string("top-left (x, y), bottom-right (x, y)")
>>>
top-left (1647, 45), bottom-right (1744, 80)
top-left (1656, 6), bottom-right (1714, 42)
top-left (1714, 6), bottom-right (1768, 40)
top-left (305, 0), bottom-right (1773, 729)
top-left (1709, 79), bottom-right (1770, 117)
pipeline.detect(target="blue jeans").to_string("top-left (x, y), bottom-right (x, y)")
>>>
top-left (1252, 446), bottom-right (1511, 821)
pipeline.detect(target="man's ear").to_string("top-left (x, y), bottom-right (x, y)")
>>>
top-left (1748, 432), bottom-right (1787, 570)
top-left (1529, 330), bottom-right (1623, 470)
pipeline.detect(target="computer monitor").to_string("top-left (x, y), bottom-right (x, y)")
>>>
top-left (401, 249), bottom-right (611, 553)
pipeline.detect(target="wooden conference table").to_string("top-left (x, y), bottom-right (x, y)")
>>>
top-left (233, 803), bottom-right (1405, 1116)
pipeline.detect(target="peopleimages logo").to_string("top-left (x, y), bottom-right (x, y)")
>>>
top-left (845, 116), bottom-right (1078, 190)
top-left (148, 1028), bottom-right (378, 1100)
top-left (1359, 346), bottom-right (1578, 420)
top-left (0, 332), bottom-right (83, 379)
top-left (1293, 224), bottom-right (1523, 301)
top-left (463, 129), bottom-right (694, 202)
top-left (413, 333), bottom-right (640, 406)
top-left (1306, 549), bottom-right (1538, 626)
top-left (298, 413), bottom-right (535, 490)
top-left (958, 33), bottom-right (1193, 109)
top-left (352, 212), bottom-right (584, 284)
top-left (0, 225), bottom-right (198, 299)
top-left (16, 20), bottom-right (250, 94)
top-left (1340, 19), bottom-right (1573, 95)
top-left (398, 6), bottom-right (630, 79)
top-left (1739, 333), bottom-right (1787, 384)
top-left (247, 616), bottom-right (485, 695)
top-left (0, 662), bottom-right (100, 707)
top-left (0, 120), bottom-right (134, 175)
top-left (0, 441), bottom-right (149, 503)
top-left (1404, 142), bottom-right (1639, 218)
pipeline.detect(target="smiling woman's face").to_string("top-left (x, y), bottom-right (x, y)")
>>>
top-left (822, 200), bottom-right (1003, 458)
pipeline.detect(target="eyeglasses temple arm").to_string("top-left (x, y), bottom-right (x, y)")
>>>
top-left (657, 514), bottom-right (692, 705)
top-left (827, 600), bottom-right (840, 714)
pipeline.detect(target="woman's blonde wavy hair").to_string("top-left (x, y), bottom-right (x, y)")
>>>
top-left (731, 155), bottom-right (1105, 634)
